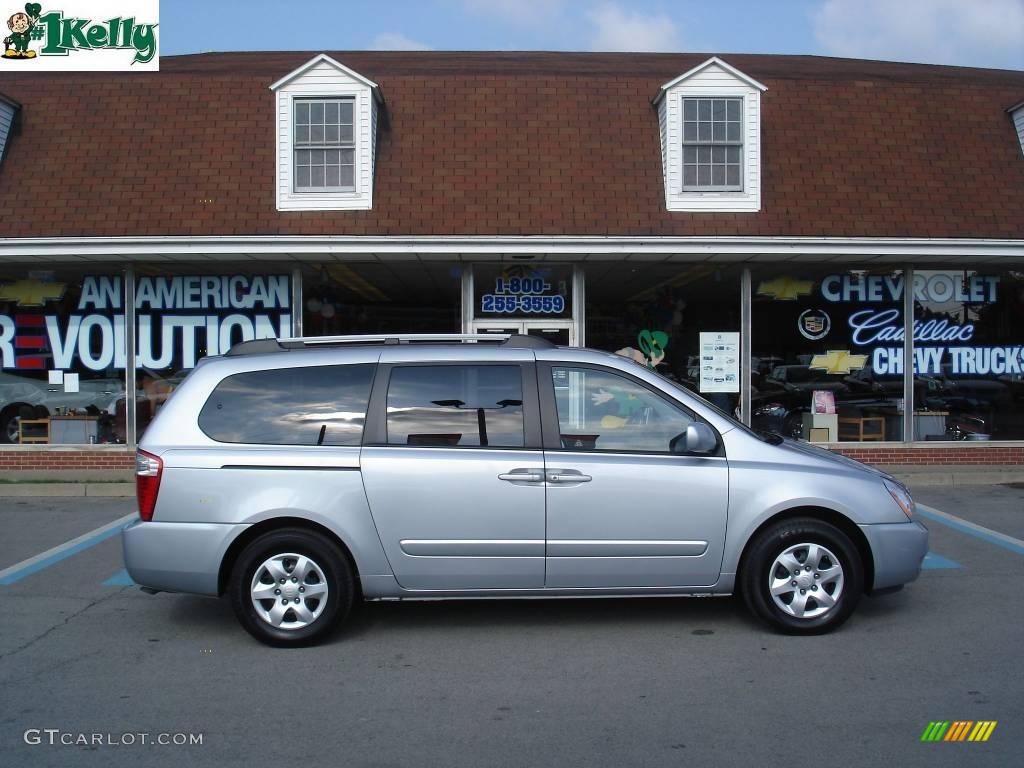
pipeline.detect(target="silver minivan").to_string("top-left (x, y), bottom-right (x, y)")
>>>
top-left (123, 334), bottom-right (928, 646)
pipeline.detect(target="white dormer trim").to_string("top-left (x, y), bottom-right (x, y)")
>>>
top-left (1008, 100), bottom-right (1024, 159)
top-left (655, 56), bottom-right (765, 213)
top-left (271, 54), bottom-right (382, 212)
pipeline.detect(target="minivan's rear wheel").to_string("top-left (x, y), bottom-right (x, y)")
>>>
top-left (741, 518), bottom-right (863, 634)
top-left (230, 529), bottom-right (353, 647)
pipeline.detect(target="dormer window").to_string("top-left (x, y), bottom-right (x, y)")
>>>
top-left (293, 98), bottom-right (355, 192)
top-left (682, 97), bottom-right (743, 191)
top-left (655, 57), bottom-right (766, 213)
top-left (271, 54), bottom-right (382, 212)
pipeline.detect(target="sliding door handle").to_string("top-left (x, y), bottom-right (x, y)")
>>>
top-left (498, 470), bottom-right (545, 483)
top-left (546, 470), bottom-right (592, 484)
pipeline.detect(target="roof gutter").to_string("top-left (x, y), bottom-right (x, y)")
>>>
top-left (0, 235), bottom-right (1022, 263)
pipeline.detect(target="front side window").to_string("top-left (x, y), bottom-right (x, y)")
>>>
top-left (293, 99), bottom-right (355, 192)
top-left (682, 97), bottom-right (743, 191)
top-left (386, 365), bottom-right (525, 448)
top-left (199, 364), bottom-right (374, 445)
top-left (552, 367), bottom-right (695, 453)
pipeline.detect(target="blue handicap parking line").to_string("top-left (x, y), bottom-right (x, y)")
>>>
top-left (0, 514), bottom-right (136, 586)
top-left (103, 569), bottom-right (135, 586)
top-left (922, 552), bottom-right (961, 570)
top-left (916, 505), bottom-right (1024, 557)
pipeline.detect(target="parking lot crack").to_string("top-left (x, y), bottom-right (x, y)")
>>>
top-left (0, 588), bottom-right (128, 662)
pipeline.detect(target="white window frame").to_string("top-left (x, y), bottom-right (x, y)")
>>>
top-left (681, 96), bottom-right (745, 192)
top-left (292, 97), bottom-right (356, 194)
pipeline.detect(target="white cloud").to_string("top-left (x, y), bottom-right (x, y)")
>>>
top-left (813, 0), bottom-right (1024, 69)
top-left (586, 2), bottom-right (680, 52)
top-left (370, 32), bottom-right (433, 51)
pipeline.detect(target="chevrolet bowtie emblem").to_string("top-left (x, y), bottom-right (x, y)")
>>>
top-left (810, 349), bottom-right (868, 375)
top-left (756, 277), bottom-right (815, 301)
top-left (0, 280), bottom-right (67, 307)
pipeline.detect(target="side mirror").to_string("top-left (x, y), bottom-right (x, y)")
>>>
top-left (670, 423), bottom-right (717, 454)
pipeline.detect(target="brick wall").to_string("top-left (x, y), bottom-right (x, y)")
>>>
top-left (830, 444), bottom-right (1024, 465)
top-left (0, 445), bottom-right (1020, 470)
top-left (0, 450), bottom-right (135, 470)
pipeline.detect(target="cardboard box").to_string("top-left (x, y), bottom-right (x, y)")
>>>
top-left (808, 427), bottom-right (831, 443)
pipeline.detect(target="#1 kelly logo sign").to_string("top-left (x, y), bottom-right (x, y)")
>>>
top-left (2, 0), bottom-right (157, 70)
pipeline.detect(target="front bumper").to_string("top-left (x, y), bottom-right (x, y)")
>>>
top-left (860, 520), bottom-right (929, 592)
top-left (122, 519), bottom-right (249, 596)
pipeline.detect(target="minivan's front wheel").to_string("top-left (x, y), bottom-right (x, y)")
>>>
top-left (741, 518), bottom-right (863, 634)
top-left (230, 529), bottom-right (353, 647)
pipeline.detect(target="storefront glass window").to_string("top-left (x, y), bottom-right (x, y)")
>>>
top-left (585, 262), bottom-right (742, 413)
top-left (301, 262), bottom-right (461, 336)
top-left (913, 269), bottom-right (1024, 441)
top-left (133, 265), bottom-right (293, 441)
top-left (473, 264), bottom-right (573, 319)
top-left (0, 267), bottom-right (127, 445)
top-left (751, 267), bottom-right (905, 442)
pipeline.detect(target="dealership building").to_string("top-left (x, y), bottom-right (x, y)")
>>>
top-left (0, 51), bottom-right (1022, 469)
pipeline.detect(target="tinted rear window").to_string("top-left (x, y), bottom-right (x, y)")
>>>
top-left (199, 364), bottom-right (375, 445)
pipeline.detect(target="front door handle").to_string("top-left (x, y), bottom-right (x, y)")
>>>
top-left (498, 469), bottom-right (545, 483)
top-left (546, 470), bottom-right (592, 484)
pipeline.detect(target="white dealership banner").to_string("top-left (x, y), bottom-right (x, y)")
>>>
top-left (699, 331), bottom-right (740, 393)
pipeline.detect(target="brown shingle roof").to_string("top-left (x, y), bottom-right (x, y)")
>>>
top-left (0, 51), bottom-right (1022, 239)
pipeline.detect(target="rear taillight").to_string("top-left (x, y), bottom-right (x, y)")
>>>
top-left (136, 449), bottom-right (163, 522)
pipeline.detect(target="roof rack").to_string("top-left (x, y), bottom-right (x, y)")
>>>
top-left (225, 333), bottom-right (555, 356)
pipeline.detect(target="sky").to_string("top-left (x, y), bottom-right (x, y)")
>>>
top-left (158, 0), bottom-right (1024, 70)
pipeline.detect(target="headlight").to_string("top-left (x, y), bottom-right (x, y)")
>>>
top-left (883, 479), bottom-right (914, 520)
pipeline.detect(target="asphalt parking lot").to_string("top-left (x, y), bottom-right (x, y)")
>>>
top-left (0, 486), bottom-right (1021, 768)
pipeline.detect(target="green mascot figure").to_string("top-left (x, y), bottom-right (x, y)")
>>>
top-left (4, 3), bottom-right (42, 59)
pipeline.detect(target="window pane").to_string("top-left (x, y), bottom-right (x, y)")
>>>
top-left (551, 367), bottom-right (694, 452)
top-left (198, 365), bottom-right (374, 445)
top-left (295, 149), bottom-right (311, 166)
top-left (295, 102), bottom-right (309, 125)
top-left (727, 100), bottom-right (740, 121)
top-left (311, 166), bottom-right (325, 187)
top-left (697, 165), bottom-right (711, 186)
top-left (311, 102), bottom-right (324, 124)
top-left (712, 146), bottom-right (726, 163)
top-left (682, 146), bottom-right (697, 164)
top-left (341, 148), bottom-right (355, 166)
top-left (712, 100), bottom-right (726, 120)
top-left (683, 99), bottom-right (697, 120)
top-left (325, 166), bottom-right (340, 187)
top-left (295, 125), bottom-right (310, 144)
top-left (315, 149), bottom-right (327, 165)
top-left (325, 149), bottom-right (341, 165)
top-left (727, 146), bottom-right (741, 163)
top-left (726, 166), bottom-right (741, 187)
top-left (311, 124), bottom-right (324, 143)
top-left (386, 365), bottom-right (525, 448)
top-left (698, 100), bottom-right (712, 120)
top-left (683, 123), bottom-right (697, 142)
top-left (340, 124), bottom-right (354, 144)
top-left (698, 146), bottom-right (712, 164)
top-left (698, 123), bottom-right (712, 141)
top-left (683, 165), bottom-right (697, 186)
top-left (712, 166), bottom-right (726, 186)
top-left (295, 165), bottom-right (311, 188)
top-left (340, 101), bottom-right (354, 123)
top-left (325, 125), bottom-right (340, 144)
top-left (712, 123), bottom-right (725, 142)
top-left (340, 164), bottom-right (355, 187)
top-left (726, 123), bottom-right (741, 142)
top-left (325, 101), bottom-right (339, 124)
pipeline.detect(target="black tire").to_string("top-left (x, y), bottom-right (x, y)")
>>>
top-left (229, 528), bottom-right (354, 647)
top-left (741, 517), bottom-right (863, 635)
